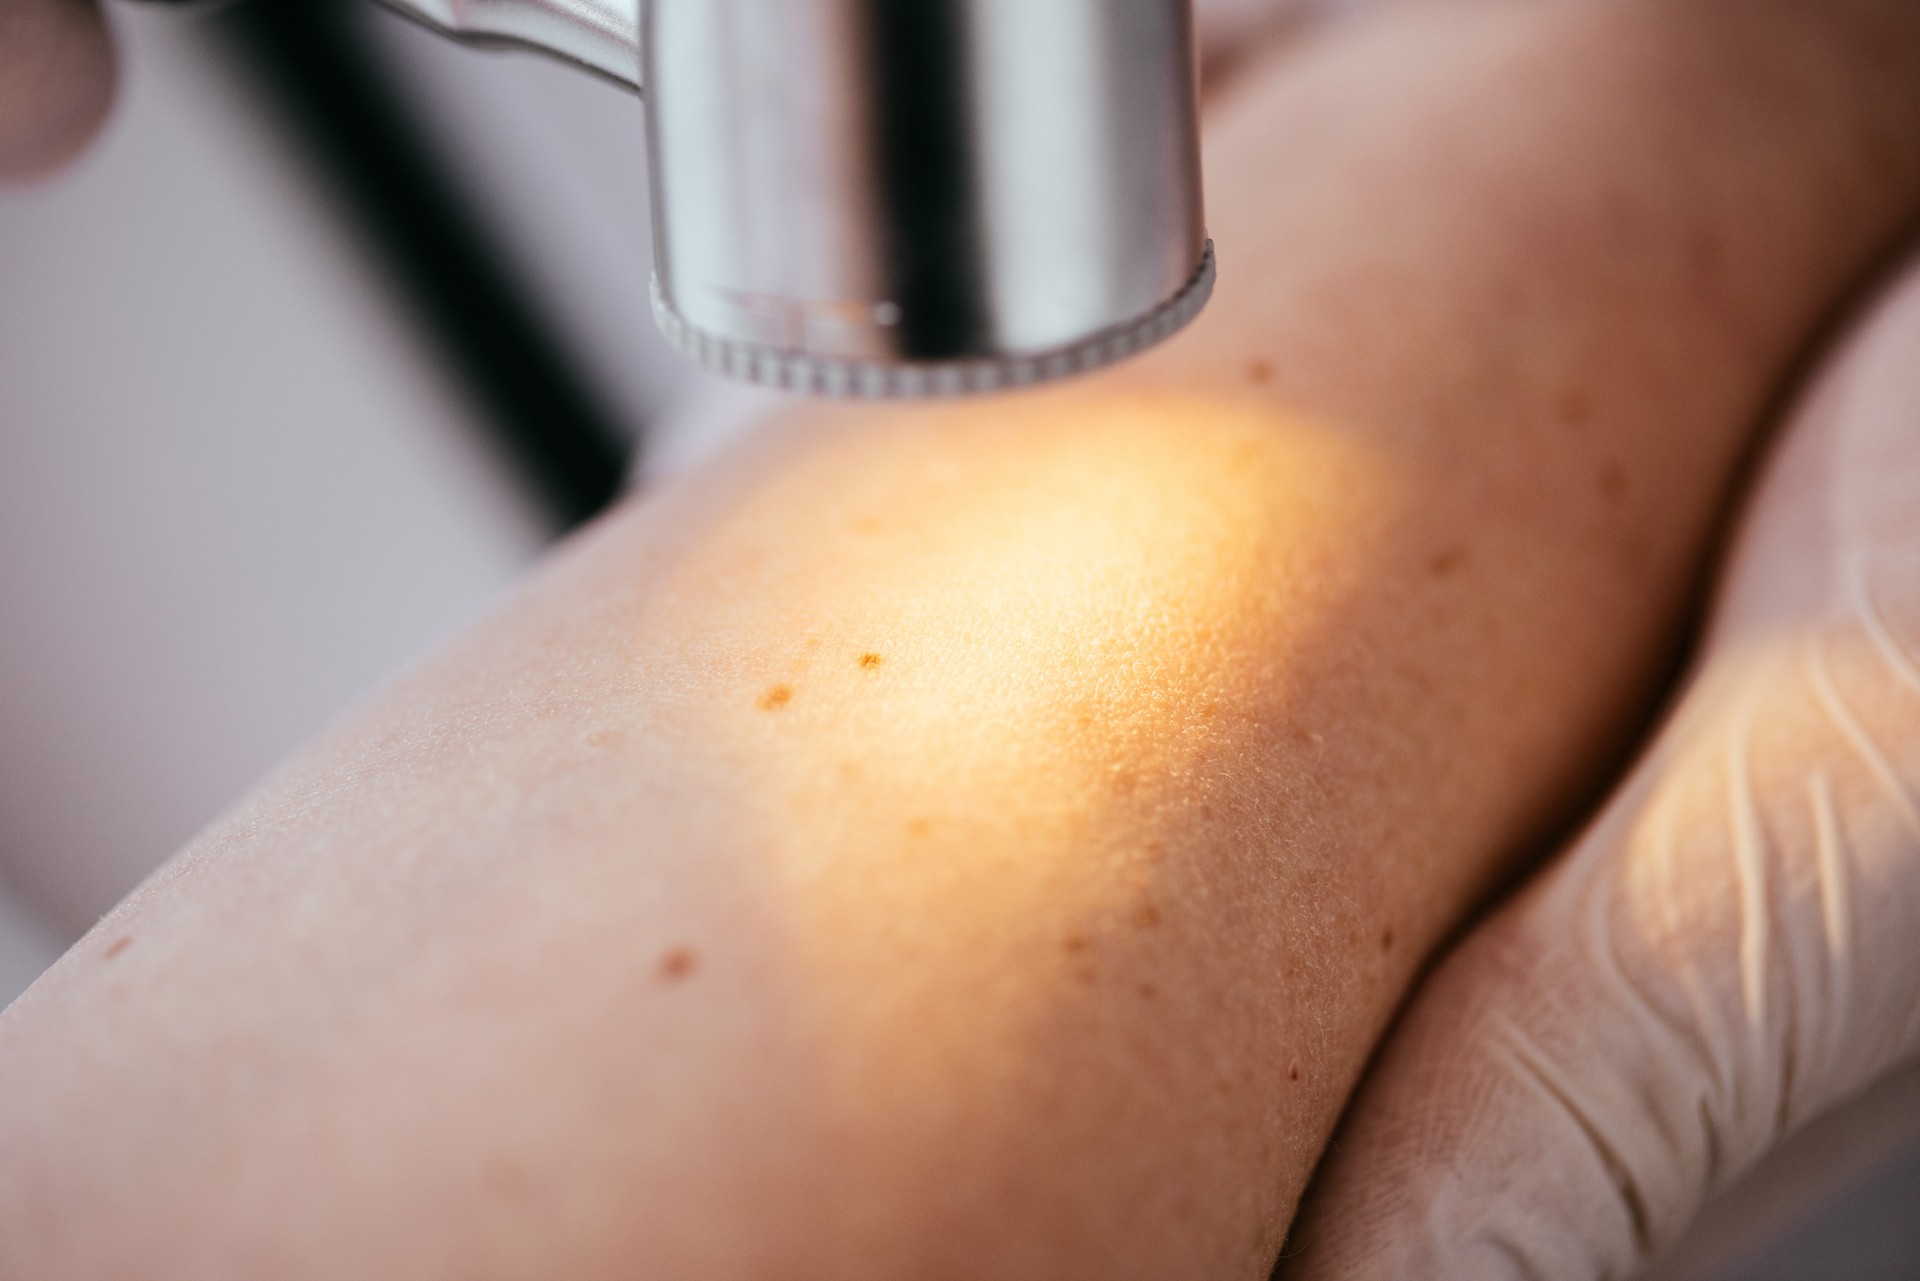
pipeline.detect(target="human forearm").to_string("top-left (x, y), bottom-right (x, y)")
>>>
top-left (6, 3), bottom-right (1920, 1278)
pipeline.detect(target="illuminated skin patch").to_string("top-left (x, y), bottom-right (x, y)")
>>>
top-left (605, 392), bottom-right (1406, 1241)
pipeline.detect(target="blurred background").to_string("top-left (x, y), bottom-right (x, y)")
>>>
top-left (0, 2), bottom-right (1913, 1276)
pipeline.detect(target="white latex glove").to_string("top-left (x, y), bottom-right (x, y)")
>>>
top-left (1282, 247), bottom-right (1920, 1279)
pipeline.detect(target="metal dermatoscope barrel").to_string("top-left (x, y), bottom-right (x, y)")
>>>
top-left (388, 0), bottom-right (1214, 396)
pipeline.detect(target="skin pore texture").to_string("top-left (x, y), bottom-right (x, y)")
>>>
top-left (5, 2), bottom-right (1920, 1278)
top-left (0, 0), bottom-right (111, 180)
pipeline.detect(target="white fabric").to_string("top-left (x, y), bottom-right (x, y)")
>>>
top-left (1289, 248), bottom-right (1920, 1279)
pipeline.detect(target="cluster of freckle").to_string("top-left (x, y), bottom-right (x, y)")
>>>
top-left (651, 650), bottom-right (882, 983)
top-left (757, 651), bottom-right (887, 713)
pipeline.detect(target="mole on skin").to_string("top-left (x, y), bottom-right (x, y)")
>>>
top-left (103, 937), bottom-right (132, 961)
top-left (758, 685), bottom-right (793, 712)
top-left (858, 653), bottom-right (884, 670)
top-left (658, 948), bottom-right (698, 983)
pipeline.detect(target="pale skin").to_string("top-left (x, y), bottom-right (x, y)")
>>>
top-left (5, 2), bottom-right (1920, 1278)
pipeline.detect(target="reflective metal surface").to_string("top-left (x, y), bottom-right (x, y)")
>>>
top-left (376, 0), bottom-right (1213, 395)
top-left (380, 0), bottom-right (641, 87)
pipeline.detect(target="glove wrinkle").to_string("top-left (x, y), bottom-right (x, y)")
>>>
top-left (1284, 249), bottom-right (1920, 1281)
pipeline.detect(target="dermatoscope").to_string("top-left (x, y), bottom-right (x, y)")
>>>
top-left (281, 0), bottom-right (1212, 396)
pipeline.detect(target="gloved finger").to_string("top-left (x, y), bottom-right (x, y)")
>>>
top-left (0, 0), bottom-right (113, 181)
top-left (1279, 241), bottom-right (1920, 1281)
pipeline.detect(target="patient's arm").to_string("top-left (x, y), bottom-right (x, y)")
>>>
top-left (5, 3), bottom-right (1920, 1278)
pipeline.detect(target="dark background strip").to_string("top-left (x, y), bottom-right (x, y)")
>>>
top-left (216, 0), bottom-right (636, 532)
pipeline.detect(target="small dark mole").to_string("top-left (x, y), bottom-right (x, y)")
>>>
top-left (906, 818), bottom-right (932, 838)
top-left (584, 727), bottom-right (619, 750)
top-left (1144, 841), bottom-right (1167, 865)
top-left (1064, 933), bottom-right (1091, 955)
top-left (486, 1157), bottom-right (534, 1200)
top-left (658, 947), bottom-right (698, 982)
top-left (1599, 462), bottom-right (1629, 503)
top-left (1689, 229), bottom-right (1723, 281)
top-left (1201, 701), bottom-right (1219, 720)
top-left (858, 653), bottom-right (884, 670)
top-left (1132, 903), bottom-right (1162, 929)
top-left (104, 936), bottom-right (133, 961)
top-left (1137, 982), bottom-right (1158, 1000)
top-left (1428, 546), bottom-right (1466, 578)
top-left (1289, 1064), bottom-right (1301, 1082)
top-left (1381, 927), bottom-right (1395, 953)
top-left (758, 685), bottom-right (793, 711)
top-left (1247, 357), bottom-right (1274, 385)
top-left (1559, 388), bottom-right (1592, 426)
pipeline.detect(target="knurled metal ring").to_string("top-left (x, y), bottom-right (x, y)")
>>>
top-left (651, 240), bottom-right (1217, 398)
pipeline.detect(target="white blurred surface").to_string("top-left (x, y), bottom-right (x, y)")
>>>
top-left (0, 5), bottom-right (545, 937)
top-left (0, 874), bottom-right (63, 1011)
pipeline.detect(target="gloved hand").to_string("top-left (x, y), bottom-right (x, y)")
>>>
top-left (1282, 245), bottom-right (1920, 1279)
top-left (0, 0), bottom-right (113, 180)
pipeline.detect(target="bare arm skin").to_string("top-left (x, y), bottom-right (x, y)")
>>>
top-left (5, 3), bottom-right (1920, 1278)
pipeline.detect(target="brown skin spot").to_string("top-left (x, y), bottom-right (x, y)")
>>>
top-left (1599, 461), bottom-right (1629, 503)
top-left (1064, 933), bottom-right (1091, 955)
top-left (1428, 545), bottom-right (1467, 578)
top-left (1137, 982), bottom-right (1158, 1000)
top-left (858, 653), bottom-right (884, 670)
top-left (1381, 927), bottom-right (1395, 953)
top-left (1689, 228), bottom-right (1723, 284)
top-left (658, 948), bottom-right (698, 983)
top-left (1247, 358), bottom-right (1274, 385)
top-left (584, 727), bottom-right (619, 750)
top-left (103, 937), bottom-right (132, 961)
top-left (486, 1157), bottom-right (534, 1201)
top-left (906, 818), bottom-right (932, 838)
top-left (758, 685), bottom-right (793, 711)
top-left (1558, 388), bottom-right (1592, 426)
top-left (1132, 903), bottom-right (1162, 929)
top-left (1289, 1064), bottom-right (1300, 1082)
